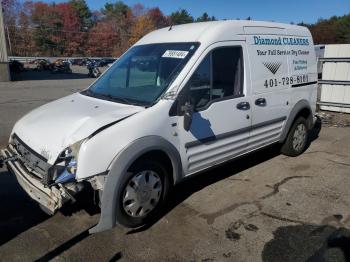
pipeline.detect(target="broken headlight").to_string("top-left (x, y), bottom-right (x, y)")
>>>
top-left (54, 139), bottom-right (86, 185)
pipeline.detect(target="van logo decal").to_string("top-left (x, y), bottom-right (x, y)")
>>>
top-left (263, 62), bottom-right (282, 75)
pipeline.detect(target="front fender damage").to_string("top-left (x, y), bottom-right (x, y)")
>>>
top-left (89, 136), bottom-right (182, 234)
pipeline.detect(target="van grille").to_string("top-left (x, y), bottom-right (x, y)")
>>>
top-left (11, 134), bottom-right (51, 179)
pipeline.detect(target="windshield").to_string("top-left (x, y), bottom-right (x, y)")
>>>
top-left (83, 42), bottom-right (199, 106)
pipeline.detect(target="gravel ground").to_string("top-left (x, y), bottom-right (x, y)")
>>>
top-left (0, 71), bottom-right (349, 261)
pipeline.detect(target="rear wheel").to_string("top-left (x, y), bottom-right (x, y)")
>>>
top-left (281, 117), bottom-right (309, 157)
top-left (115, 160), bottom-right (170, 228)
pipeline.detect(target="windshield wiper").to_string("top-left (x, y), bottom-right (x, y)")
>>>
top-left (99, 93), bottom-right (148, 107)
top-left (82, 89), bottom-right (149, 107)
top-left (81, 89), bottom-right (95, 97)
top-left (101, 94), bottom-right (129, 103)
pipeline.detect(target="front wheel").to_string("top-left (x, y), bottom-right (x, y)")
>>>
top-left (281, 117), bottom-right (309, 157)
top-left (115, 160), bottom-right (170, 228)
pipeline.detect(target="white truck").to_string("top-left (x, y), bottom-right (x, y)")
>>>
top-left (0, 20), bottom-right (317, 233)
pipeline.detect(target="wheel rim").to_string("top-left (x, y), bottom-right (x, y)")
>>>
top-left (292, 123), bottom-right (307, 152)
top-left (122, 170), bottom-right (162, 218)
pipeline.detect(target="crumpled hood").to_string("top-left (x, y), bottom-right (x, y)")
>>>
top-left (12, 92), bottom-right (144, 164)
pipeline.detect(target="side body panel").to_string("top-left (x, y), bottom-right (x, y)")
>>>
top-left (244, 26), bottom-right (317, 149)
top-left (285, 28), bottom-right (318, 120)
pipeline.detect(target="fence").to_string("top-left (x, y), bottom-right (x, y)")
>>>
top-left (318, 44), bottom-right (350, 113)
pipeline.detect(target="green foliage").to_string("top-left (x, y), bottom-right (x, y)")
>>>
top-left (102, 1), bottom-right (130, 20)
top-left (170, 9), bottom-right (194, 25)
top-left (301, 13), bottom-right (350, 44)
top-left (335, 14), bottom-right (350, 43)
top-left (69, 0), bottom-right (91, 27)
top-left (196, 12), bottom-right (216, 22)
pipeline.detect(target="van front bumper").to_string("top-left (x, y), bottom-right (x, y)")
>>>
top-left (1, 146), bottom-right (63, 214)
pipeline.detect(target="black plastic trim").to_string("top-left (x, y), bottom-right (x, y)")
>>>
top-left (185, 116), bottom-right (287, 149)
top-left (12, 134), bottom-right (48, 162)
top-left (291, 81), bottom-right (317, 88)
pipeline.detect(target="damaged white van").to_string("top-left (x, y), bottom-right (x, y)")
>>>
top-left (0, 20), bottom-right (317, 233)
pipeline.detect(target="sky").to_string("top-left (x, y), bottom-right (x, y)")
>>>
top-left (50, 0), bottom-right (350, 24)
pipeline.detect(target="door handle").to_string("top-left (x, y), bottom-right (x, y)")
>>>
top-left (255, 98), bottom-right (266, 107)
top-left (236, 101), bottom-right (250, 110)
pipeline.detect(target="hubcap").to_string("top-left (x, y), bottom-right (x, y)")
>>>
top-left (292, 123), bottom-right (307, 152)
top-left (122, 170), bottom-right (162, 217)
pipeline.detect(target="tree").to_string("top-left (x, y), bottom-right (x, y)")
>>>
top-left (85, 20), bottom-right (119, 57)
top-left (30, 2), bottom-right (55, 55)
top-left (102, 1), bottom-right (130, 20)
top-left (2, 0), bottom-right (22, 55)
top-left (131, 3), bottom-right (146, 17)
top-left (309, 22), bottom-right (336, 44)
top-left (170, 9), bottom-right (193, 25)
top-left (16, 1), bottom-right (36, 56)
top-left (147, 7), bottom-right (169, 28)
top-left (196, 12), bottom-right (216, 22)
top-left (56, 3), bottom-right (84, 56)
top-left (129, 15), bottom-right (156, 45)
top-left (30, 2), bottom-right (84, 56)
top-left (100, 0), bottom-right (133, 54)
top-left (335, 14), bottom-right (350, 44)
top-left (69, 0), bottom-right (91, 28)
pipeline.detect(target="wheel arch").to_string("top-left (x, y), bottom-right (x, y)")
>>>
top-left (89, 136), bottom-right (183, 233)
top-left (128, 150), bottom-right (175, 185)
top-left (280, 99), bottom-right (313, 143)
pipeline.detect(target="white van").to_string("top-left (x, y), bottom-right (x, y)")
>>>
top-left (0, 20), bottom-right (317, 233)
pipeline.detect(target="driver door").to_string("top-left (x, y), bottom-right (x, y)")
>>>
top-left (176, 42), bottom-right (252, 175)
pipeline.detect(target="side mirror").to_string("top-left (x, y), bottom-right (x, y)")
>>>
top-left (181, 102), bottom-right (194, 131)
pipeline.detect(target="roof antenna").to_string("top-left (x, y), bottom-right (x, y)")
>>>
top-left (168, 23), bottom-right (173, 31)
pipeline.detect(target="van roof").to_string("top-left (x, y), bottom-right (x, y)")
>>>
top-left (136, 20), bottom-right (311, 46)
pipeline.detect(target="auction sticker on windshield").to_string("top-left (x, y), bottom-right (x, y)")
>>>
top-left (162, 50), bottom-right (189, 59)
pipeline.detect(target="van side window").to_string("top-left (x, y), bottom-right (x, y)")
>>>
top-left (212, 47), bottom-right (243, 99)
top-left (187, 46), bottom-right (243, 110)
top-left (187, 55), bottom-right (211, 108)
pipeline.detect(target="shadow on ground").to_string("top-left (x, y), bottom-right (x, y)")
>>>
top-left (0, 170), bottom-right (49, 246)
top-left (0, 171), bottom-right (98, 247)
top-left (262, 224), bottom-right (350, 262)
top-left (11, 69), bottom-right (89, 81)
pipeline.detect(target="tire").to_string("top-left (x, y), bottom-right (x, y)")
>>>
top-left (115, 160), bottom-right (170, 228)
top-left (281, 116), bottom-right (309, 157)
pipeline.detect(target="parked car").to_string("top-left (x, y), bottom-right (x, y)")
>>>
top-left (9, 60), bottom-right (24, 72)
top-left (0, 21), bottom-right (317, 233)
